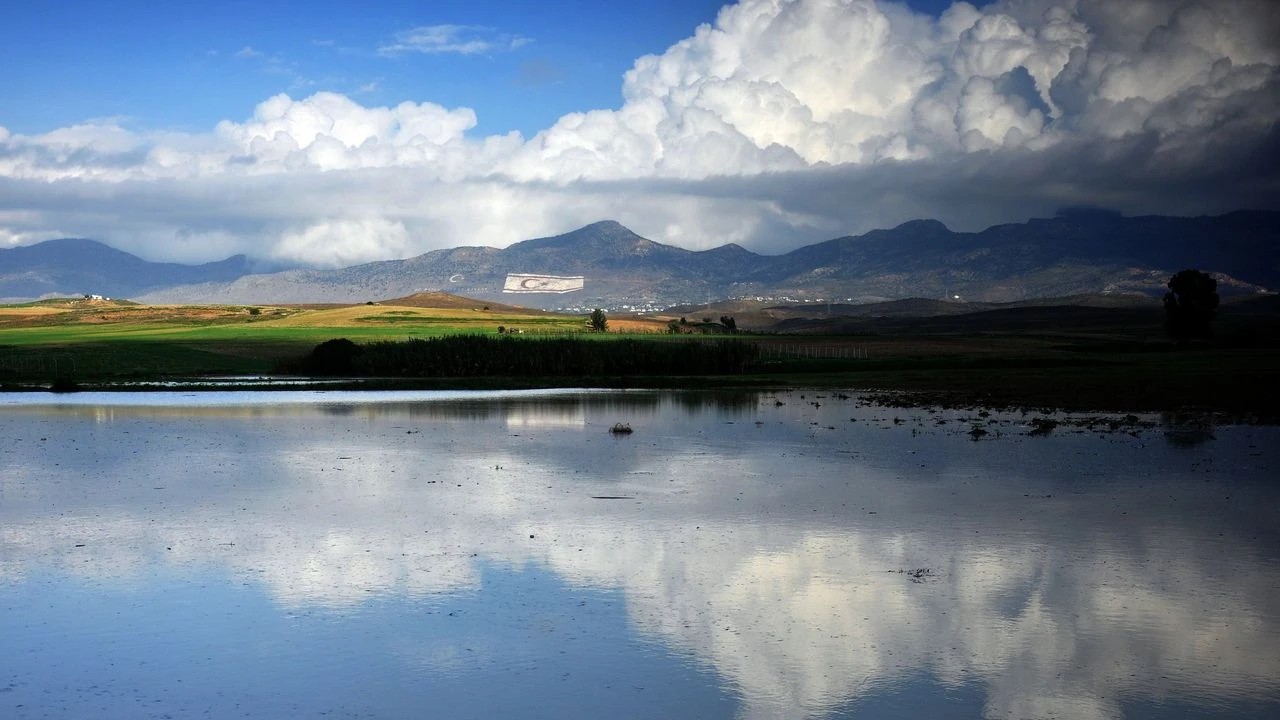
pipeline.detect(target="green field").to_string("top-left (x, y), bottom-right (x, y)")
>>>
top-left (0, 297), bottom-right (611, 381)
top-left (3, 296), bottom-right (1279, 419)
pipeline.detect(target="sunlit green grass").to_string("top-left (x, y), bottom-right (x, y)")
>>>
top-left (0, 319), bottom-right (586, 346)
top-left (0, 305), bottom-right (649, 382)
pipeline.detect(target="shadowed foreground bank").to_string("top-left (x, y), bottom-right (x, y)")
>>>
top-left (284, 336), bottom-right (761, 378)
top-left (3, 331), bottom-right (1279, 420)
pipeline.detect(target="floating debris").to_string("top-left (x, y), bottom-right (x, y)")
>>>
top-left (609, 423), bottom-right (634, 434)
top-left (889, 567), bottom-right (938, 583)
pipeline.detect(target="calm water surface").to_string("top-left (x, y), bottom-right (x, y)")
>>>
top-left (1, 389), bottom-right (1278, 719)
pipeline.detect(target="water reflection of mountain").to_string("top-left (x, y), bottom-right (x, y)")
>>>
top-left (2, 391), bottom-right (1278, 719)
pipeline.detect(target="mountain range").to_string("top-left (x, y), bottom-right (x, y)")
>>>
top-left (3, 210), bottom-right (1277, 309)
top-left (0, 238), bottom-right (254, 302)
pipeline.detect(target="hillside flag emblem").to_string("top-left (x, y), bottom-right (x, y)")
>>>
top-left (503, 273), bottom-right (585, 294)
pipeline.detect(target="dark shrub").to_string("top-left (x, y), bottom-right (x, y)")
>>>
top-left (1163, 269), bottom-right (1219, 344)
top-left (304, 338), bottom-right (364, 375)
top-left (50, 377), bottom-right (81, 393)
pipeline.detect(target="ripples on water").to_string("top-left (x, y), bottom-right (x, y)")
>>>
top-left (1, 389), bottom-right (1278, 719)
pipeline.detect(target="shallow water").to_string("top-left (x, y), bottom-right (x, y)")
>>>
top-left (1, 389), bottom-right (1278, 719)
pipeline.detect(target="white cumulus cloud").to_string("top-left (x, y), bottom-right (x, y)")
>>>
top-left (273, 218), bottom-right (412, 268)
top-left (0, 0), bottom-right (1276, 265)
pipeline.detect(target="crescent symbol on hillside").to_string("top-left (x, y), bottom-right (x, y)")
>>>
top-left (448, 274), bottom-right (463, 283)
top-left (520, 278), bottom-right (543, 289)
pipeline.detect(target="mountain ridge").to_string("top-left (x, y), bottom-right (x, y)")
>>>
top-left (3, 210), bottom-right (1277, 308)
top-left (0, 238), bottom-right (254, 301)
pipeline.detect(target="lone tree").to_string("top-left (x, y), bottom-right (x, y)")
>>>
top-left (589, 308), bottom-right (608, 333)
top-left (719, 315), bottom-right (737, 333)
top-left (1163, 269), bottom-right (1219, 344)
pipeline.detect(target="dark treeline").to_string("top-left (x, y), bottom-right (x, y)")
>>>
top-left (287, 335), bottom-right (762, 377)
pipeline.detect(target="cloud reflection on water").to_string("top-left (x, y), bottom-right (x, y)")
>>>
top-left (1, 390), bottom-right (1277, 719)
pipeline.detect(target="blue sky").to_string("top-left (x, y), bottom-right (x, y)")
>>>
top-left (0, 0), bottom-right (982, 137)
top-left (0, 0), bottom-right (1274, 266)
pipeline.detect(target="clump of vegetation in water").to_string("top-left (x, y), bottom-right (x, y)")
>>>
top-left (888, 568), bottom-right (938, 583)
top-left (1028, 417), bottom-right (1060, 436)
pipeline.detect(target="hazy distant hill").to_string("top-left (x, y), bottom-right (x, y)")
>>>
top-left (4, 211), bottom-right (1277, 308)
top-left (138, 221), bottom-right (769, 307)
top-left (0, 238), bottom-right (253, 302)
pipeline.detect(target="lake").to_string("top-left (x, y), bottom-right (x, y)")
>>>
top-left (1, 389), bottom-right (1278, 719)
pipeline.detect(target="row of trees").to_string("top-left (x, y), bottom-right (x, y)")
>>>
top-left (296, 271), bottom-right (1214, 379)
top-left (587, 309), bottom-right (740, 335)
top-left (290, 335), bottom-right (762, 377)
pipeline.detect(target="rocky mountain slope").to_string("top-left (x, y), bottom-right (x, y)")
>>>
top-left (4, 210), bottom-right (1276, 308)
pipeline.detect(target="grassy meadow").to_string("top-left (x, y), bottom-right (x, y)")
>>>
top-left (3, 294), bottom-right (1279, 419)
top-left (0, 296), bottom-right (632, 380)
